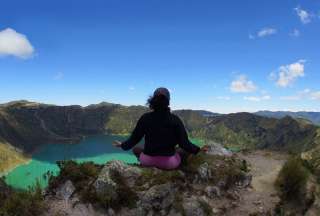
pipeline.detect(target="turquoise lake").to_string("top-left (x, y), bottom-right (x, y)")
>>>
top-left (4, 135), bottom-right (204, 190)
top-left (4, 135), bottom-right (138, 190)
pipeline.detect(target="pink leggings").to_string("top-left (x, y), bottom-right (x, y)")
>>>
top-left (139, 152), bottom-right (181, 170)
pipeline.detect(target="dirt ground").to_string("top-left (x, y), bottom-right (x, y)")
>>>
top-left (227, 150), bottom-right (288, 215)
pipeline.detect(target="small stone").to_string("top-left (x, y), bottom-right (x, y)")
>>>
top-left (55, 180), bottom-right (75, 200)
top-left (212, 208), bottom-right (220, 214)
top-left (258, 206), bottom-right (264, 213)
top-left (206, 141), bottom-right (233, 156)
top-left (197, 162), bottom-right (212, 182)
top-left (182, 196), bottom-right (205, 216)
top-left (140, 183), bottom-right (175, 211)
top-left (253, 200), bottom-right (262, 205)
top-left (205, 186), bottom-right (221, 198)
top-left (108, 208), bottom-right (116, 216)
top-left (226, 190), bottom-right (240, 201)
top-left (231, 201), bottom-right (238, 207)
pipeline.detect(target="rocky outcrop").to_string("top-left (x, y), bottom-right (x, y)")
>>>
top-left (44, 147), bottom-right (252, 216)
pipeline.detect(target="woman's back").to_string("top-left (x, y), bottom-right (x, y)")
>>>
top-left (121, 110), bottom-right (200, 156)
top-left (114, 87), bottom-right (200, 169)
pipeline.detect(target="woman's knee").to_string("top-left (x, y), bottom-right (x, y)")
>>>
top-left (132, 146), bottom-right (143, 157)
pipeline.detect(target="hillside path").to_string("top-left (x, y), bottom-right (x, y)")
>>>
top-left (228, 150), bottom-right (288, 215)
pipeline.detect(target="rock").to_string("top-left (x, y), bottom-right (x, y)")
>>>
top-left (205, 186), bottom-right (221, 198)
top-left (235, 173), bottom-right (252, 188)
top-left (212, 208), bottom-right (220, 214)
top-left (253, 200), bottom-right (262, 205)
top-left (226, 190), bottom-right (240, 201)
top-left (55, 180), bottom-right (76, 200)
top-left (197, 162), bottom-right (212, 182)
top-left (94, 160), bottom-right (142, 197)
top-left (206, 141), bottom-right (232, 157)
top-left (107, 208), bottom-right (116, 216)
top-left (182, 196), bottom-right (205, 216)
top-left (139, 183), bottom-right (175, 211)
top-left (231, 201), bottom-right (238, 207)
top-left (94, 163), bottom-right (118, 197)
top-left (121, 166), bottom-right (142, 188)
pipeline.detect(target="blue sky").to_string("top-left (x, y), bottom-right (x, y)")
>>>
top-left (0, 0), bottom-right (320, 113)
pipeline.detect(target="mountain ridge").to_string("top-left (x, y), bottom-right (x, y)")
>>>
top-left (1, 100), bottom-right (320, 174)
top-left (255, 110), bottom-right (320, 125)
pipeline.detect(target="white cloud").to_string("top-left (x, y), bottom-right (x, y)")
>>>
top-left (294, 7), bottom-right (312, 24)
top-left (244, 95), bottom-right (271, 102)
top-left (53, 72), bottom-right (64, 80)
top-left (257, 28), bottom-right (277, 38)
top-left (280, 89), bottom-right (320, 101)
top-left (216, 96), bottom-right (231, 100)
top-left (230, 75), bottom-right (257, 93)
top-left (129, 86), bottom-right (135, 91)
top-left (310, 91), bottom-right (320, 100)
top-left (280, 89), bottom-right (309, 100)
top-left (289, 29), bottom-right (300, 37)
top-left (0, 28), bottom-right (34, 59)
top-left (274, 60), bottom-right (305, 87)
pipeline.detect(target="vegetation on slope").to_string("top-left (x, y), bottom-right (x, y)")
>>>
top-left (0, 178), bottom-right (46, 216)
top-left (104, 105), bottom-right (148, 134)
top-left (0, 140), bottom-right (29, 174)
top-left (198, 113), bottom-right (318, 152)
top-left (256, 111), bottom-right (320, 125)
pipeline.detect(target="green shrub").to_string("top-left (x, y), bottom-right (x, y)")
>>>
top-left (275, 157), bottom-right (310, 201)
top-left (49, 160), bottom-right (101, 191)
top-left (0, 180), bottom-right (46, 216)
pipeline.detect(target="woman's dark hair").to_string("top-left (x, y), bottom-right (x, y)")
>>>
top-left (147, 94), bottom-right (170, 111)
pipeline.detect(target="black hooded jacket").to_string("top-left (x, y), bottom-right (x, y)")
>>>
top-left (121, 110), bottom-right (200, 156)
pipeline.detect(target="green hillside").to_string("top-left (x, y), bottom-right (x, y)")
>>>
top-left (1, 100), bottom-right (320, 173)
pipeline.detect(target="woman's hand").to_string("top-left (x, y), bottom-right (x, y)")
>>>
top-left (112, 140), bottom-right (122, 148)
top-left (200, 145), bottom-right (210, 153)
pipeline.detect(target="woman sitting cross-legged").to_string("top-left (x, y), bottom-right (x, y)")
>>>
top-left (113, 87), bottom-right (208, 170)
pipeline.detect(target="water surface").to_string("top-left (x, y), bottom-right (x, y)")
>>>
top-left (5, 135), bottom-right (136, 189)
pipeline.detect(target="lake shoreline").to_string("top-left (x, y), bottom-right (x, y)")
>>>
top-left (0, 158), bottom-right (31, 178)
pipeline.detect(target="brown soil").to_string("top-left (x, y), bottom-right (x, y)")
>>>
top-left (227, 150), bottom-right (288, 215)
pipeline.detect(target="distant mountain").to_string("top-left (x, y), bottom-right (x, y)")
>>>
top-left (192, 110), bottom-right (221, 117)
top-left (255, 111), bottom-right (320, 125)
top-left (198, 113), bottom-right (319, 152)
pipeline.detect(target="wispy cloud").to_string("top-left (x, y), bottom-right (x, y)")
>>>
top-left (216, 96), bottom-right (231, 100)
top-left (244, 95), bottom-right (271, 102)
top-left (230, 75), bottom-right (257, 93)
top-left (0, 28), bottom-right (34, 59)
top-left (272, 60), bottom-right (306, 88)
top-left (294, 6), bottom-right (312, 24)
top-left (280, 89), bottom-right (320, 101)
top-left (249, 27), bottom-right (277, 39)
top-left (129, 86), bottom-right (135, 91)
top-left (310, 91), bottom-right (320, 100)
top-left (257, 28), bottom-right (277, 37)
